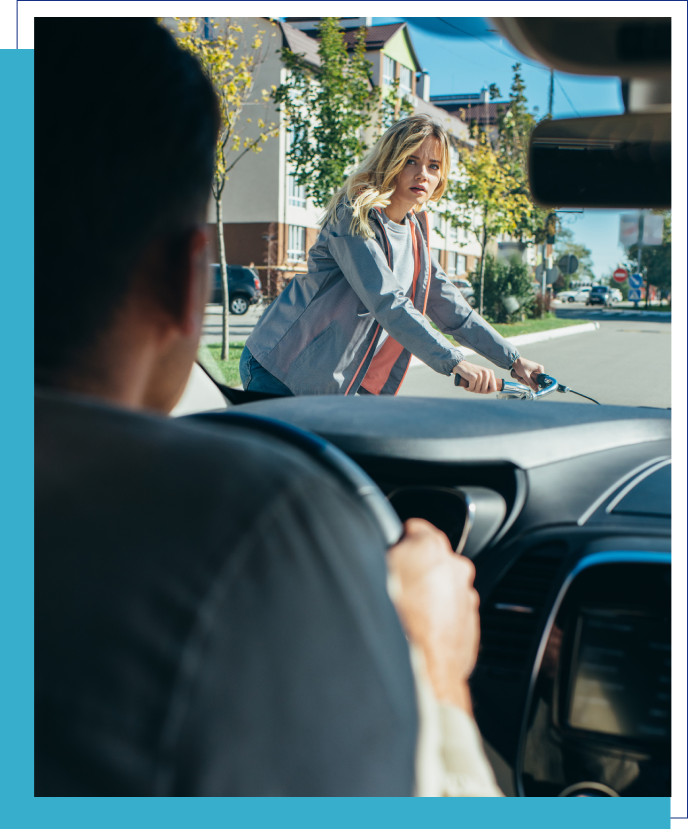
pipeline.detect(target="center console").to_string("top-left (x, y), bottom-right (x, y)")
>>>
top-left (518, 551), bottom-right (671, 796)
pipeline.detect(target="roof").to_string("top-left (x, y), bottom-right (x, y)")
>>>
top-left (411, 96), bottom-right (472, 146)
top-left (279, 21), bottom-right (321, 68)
top-left (282, 21), bottom-right (421, 70)
top-left (433, 101), bottom-right (511, 127)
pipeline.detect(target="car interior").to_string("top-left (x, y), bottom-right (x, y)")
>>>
top-left (182, 17), bottom-right (672, 797)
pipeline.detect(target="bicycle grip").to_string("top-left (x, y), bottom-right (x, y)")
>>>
top-left (454, 373), bottom-right (506, 391)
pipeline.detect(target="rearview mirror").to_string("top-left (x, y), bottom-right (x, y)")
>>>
top-left (528, 113), bottom-right (670, 209)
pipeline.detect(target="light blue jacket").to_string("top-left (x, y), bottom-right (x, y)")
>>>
top-left (245, 204), bottom-right (520, 396)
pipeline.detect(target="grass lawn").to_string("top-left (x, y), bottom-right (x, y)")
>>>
top-left (198, 342), bottom-right (245, 388)
top-left (432, 313), bottom-right (586, 344)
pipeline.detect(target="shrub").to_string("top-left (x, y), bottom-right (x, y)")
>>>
top-left (471, 255), bottom-right (535, 323)
top-left (530, 292), bottom-right (553, 318)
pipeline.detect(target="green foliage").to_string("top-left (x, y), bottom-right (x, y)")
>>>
top-left (170, 17), bottom-right (280, 360)
top-left (554, 227), bottom-right (595, 290)
top-left (626, 212), bottom-right (671, 295)
top-left (470, 254), bottom-right (535, 324)
top-left (173, 18), bottom-right (279, 199)
top-left (273, 18), bottom-right (412, 209)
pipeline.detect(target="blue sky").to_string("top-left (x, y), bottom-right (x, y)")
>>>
top-left (375, 17), bottom-right (632, 278)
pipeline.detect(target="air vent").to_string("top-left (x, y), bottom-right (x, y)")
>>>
top-left (478, 543), bottom-right (566, 680)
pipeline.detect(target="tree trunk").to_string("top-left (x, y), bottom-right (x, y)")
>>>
top-left (215, 193), bottom-right (230, 361)
top-left (478, 224), bottom-right (487, 316)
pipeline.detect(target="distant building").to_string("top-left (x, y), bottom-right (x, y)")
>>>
top-left (162, 17), bottom-right (484, 288)
top-left (430, 88), bottom-right (511, 133)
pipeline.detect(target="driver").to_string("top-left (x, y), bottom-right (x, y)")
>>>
top-left (241, 115), bottom-right (544, 397)
top-left (35, 17), bottom-right (501, 797)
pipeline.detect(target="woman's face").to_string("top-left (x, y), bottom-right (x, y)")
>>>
top-left (392, 135), bottom-right (443, 212)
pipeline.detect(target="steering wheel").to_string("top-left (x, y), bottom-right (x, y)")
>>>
top-left (187, 411), bottom-right (404, 548)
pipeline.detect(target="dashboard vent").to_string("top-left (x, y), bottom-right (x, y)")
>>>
top-left (478, 543), bottom-right (566, 680)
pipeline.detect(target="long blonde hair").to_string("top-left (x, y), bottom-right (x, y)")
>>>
top-left (322, 114), bottom-right (451, 238)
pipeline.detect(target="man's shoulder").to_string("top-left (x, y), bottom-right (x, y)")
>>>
top-left (35, 388), bottom-right (330, 504)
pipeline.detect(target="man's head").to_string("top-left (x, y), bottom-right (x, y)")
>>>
top-left (35, 18), bottom-right (219, 411)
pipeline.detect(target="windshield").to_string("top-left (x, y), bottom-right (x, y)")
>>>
top-left (191, 15), bottom-right (671, 411)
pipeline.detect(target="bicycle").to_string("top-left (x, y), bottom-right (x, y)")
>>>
top-left (455, 371), bottom-right (600, 404)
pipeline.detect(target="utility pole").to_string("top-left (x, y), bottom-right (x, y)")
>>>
top-left (548, 70), bottom-right (554, 118)
top-left (638, 210), bottom-right (646, 309)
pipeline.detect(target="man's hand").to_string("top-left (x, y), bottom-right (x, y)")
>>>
top-left (510, 356), bottom-right (545, 392)
top-left (387, 519), bottom-right (480, 713)
top-left (452, 361), bottom-right (498, 395)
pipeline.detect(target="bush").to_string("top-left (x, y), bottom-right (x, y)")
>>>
top-left (471, 255), bottom-right (535, 324)
top-left (530, 292), bottom-right (553, 318)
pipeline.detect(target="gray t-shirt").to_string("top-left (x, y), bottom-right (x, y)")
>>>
top-left (375, 211), bottom-right (416, 354)
top-left (34, 388), bottom-right (418, 796)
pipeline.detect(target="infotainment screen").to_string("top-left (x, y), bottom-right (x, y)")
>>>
top-left (567, 610), bottom-right (670, 740)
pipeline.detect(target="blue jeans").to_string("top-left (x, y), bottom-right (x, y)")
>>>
top-left (239, 347), bottom-right (294, 396)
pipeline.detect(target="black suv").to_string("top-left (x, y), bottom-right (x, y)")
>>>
top-left (210, 264), bottom-right (262, 315)
top-left (586, 285), bottom-right (613, 306)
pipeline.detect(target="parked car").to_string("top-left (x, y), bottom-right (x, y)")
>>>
top-left (587, 285), bottom-right (614, 306)
top-left (557, 287), bottom-right (592, 303)
top-left (610, 287), bottom-right (623, 302)
top-left (453, 278), bottom-right (476, 307)
top-left (210, 264), bottom-right (262, 314)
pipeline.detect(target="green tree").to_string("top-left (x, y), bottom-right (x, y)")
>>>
top-left (172, 17), bottom-right (279, 359)
top-left (441, 131), bottom-right (531, 315)
top-left (273, 18), bottom-right (412, 209)
top-left (553, 227), bottom-right (595, 291)
top-left (495, 64), bottom-right (553, 248)
top-left (470, 255), bottom-right (534, 324)
top-left (625, 212), bottom-right (671, 306)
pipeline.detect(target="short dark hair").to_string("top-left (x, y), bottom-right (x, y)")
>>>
top-left (35, 18), bottom-right (219, 382)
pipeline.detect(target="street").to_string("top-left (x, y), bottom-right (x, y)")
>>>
top-left (203, 302), bottom-right (672, 409)
top-left (399, 316), bottom-right (671, 409)
top-left (201, 303), bottom-right (264, 345)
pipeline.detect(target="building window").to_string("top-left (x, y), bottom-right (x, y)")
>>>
top-left (383, 54), bottom-right (396, 87)
top-left (446, 250), bottom-right (457, 277)
top-left (288, 174), bottom-right (306, 208)
top-left (457, 254), bottom-right (467, 276)
top-left (399, 65), bottom-right (412, 96)
top-left (287, 225), bottom-right (306, 262)
top-left (431, 247), bottom-right (442, 264)
top-left (450, 223), bottom-right (459, 243)
top-left (432, 211), bottom-right (443, 233)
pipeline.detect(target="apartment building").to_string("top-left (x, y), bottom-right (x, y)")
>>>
top-left (164, 17), bottom-right (487, 288)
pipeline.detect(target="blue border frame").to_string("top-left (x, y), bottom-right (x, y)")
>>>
top-left (9, 13), bottom-right (674, 828)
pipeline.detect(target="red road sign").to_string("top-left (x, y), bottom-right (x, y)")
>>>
top-left (613, 267), bottom-right (629, 283)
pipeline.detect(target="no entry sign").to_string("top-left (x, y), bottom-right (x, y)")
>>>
top-left (613, 267), bottom-right (629, 283)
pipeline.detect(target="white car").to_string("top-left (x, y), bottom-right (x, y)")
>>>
top-left (610, 288), bottom-right (623, 302)
top-left (557, 287), bottom-right (592, 303)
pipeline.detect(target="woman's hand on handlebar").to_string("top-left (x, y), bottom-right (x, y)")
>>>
top-left (510, 356), bottom-right (545, 392)
top-left (452, 361), bottom-right (499, 394)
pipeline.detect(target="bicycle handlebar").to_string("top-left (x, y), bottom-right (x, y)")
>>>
top-left (454, 371), bottom-right (562, 400)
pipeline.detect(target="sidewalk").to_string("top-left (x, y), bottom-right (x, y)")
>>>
top-left (409, 322), bottom-right (600, 368)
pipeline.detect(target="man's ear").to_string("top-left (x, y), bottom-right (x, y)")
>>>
top-left (179, 225), bottom-right (211, 337)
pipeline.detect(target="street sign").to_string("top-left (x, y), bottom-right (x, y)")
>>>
top-left (535, 264), bottom-right (561, 285)
top-left (619, 214), bottom-right (639, 247)
top-left (643, 214), bottom-right (664, 245)
top-left (613, 267), bottom-right (629, 283)
top-left (629, 273), bottom-right (643, 289)
top-left (557, 254), bottom-right (579, 275)
top-left (628, 288), bottom-right (642, 301)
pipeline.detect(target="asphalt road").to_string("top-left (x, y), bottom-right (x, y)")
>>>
top-left (200, 303), bottom-right (264, 345)
top-left (399, 316), bottom-right (671, 409)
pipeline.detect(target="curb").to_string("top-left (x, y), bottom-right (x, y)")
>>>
top-left (409, 322), bottom-right (600, 368)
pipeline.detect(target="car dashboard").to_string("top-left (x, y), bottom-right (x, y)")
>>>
top-left (232, 395), bottom-right (671, 797)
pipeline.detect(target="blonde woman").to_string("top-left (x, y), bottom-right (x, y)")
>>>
top-left (241, 114), bottom-right (544, 396)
